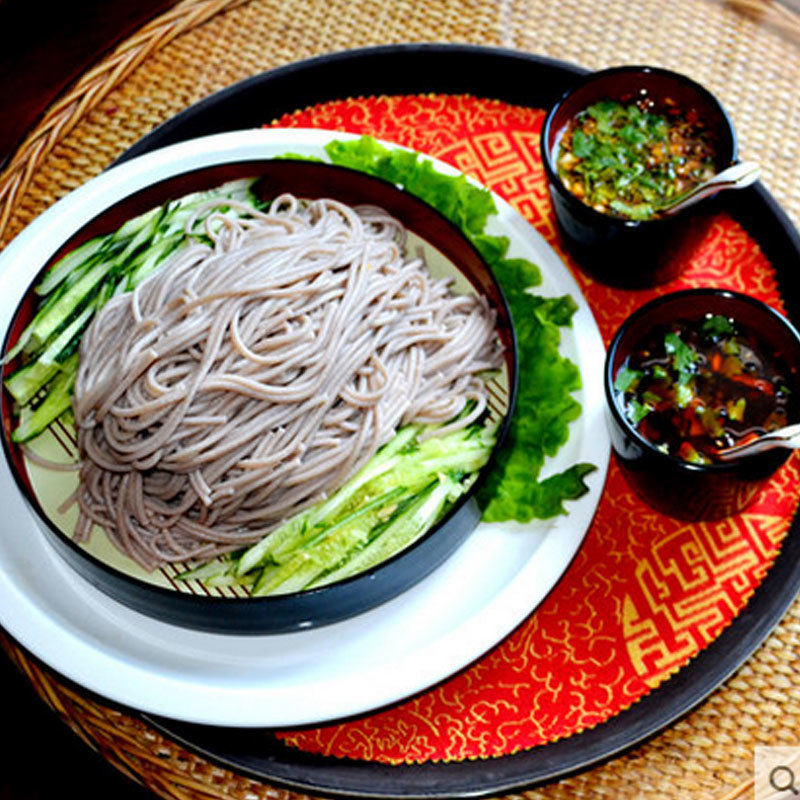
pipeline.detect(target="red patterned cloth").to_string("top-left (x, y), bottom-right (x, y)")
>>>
top-left (267, 95), bottom-right (799, 764)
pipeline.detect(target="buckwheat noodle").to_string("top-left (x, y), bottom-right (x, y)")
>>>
top-left (71, 194), bottom-right (503, 570)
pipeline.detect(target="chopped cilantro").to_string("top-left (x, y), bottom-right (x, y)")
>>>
top-left (614, 313), bottom-right (791, 465)
top-left (665, 331), bottom-right (698, 375)
top-left (674, 382), bottom-right (695, 408)
top-left (609, 199), bottom-right (652, 221)
top-left (727, 397), bottom-right (746, 421)
top-left (721, 338), bottom-right (741, 356)
top-left (556, 99), bottom-right (716, 220)
top-left (614, 366), bottom-right (643, 393)
top-left (701, 314), bottom-right (736, 338)
top-left (571, 129), bottom-right (594, 159)
top-left (626, 398), bottom-right (652, 424)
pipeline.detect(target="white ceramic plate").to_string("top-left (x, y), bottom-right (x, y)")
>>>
top-left (0, 129), bottom-right (608, 728)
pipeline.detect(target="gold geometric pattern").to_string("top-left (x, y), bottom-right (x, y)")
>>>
top-left (623, 513), bottom-right (789, 687)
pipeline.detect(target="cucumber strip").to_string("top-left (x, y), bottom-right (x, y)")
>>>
top-left (4, 360), bottom-right (58, 407)
top-left (5, 299), bottom-right (98, 405)
top-left (299, 483), bottom-right (408, 554)
top-left (111, 204), bottom-right (163, 242)
top-left (251, 486), bottom-right (406, 596)
top-left (6, 179), bottom-right (264, 443)
top-left (175, 559), bottom-right (235, 582)
top-left (175, 557), bottom-right (255, 587)
top-left (8, 181), bottom-right (258, 366)
top-left (250, 483), bottom-right (400, 580)
top-left (110, 203), bottom-right (170, 269)
top-left (125, 233), bottom-right (184, 290)
top-left (233, 423), bottom-right (486, 577)
top-left (39, 303), bottom-right (95, 365)
top-left (26, 260), bottom-right (118, 352)
top-left (328, 424), bottom-right (494, 509)
top-left (234, 424), bottom-right (421, 576)
top-left (251, 556), bottom-right (311, 597)
top-left (35, 226), bottom-right (135, 310)
top-left (11, 353), bottom-right (78, 443)
top-left (205, 571), bottom-right (250, 588)
top-left (95, 276), bottom-right (118, 306)
top-left (233, 515), bottom-right (307, 576)
top-left (311, 475), bottom-right (465, 587)
top-left (4, 280), bottom-right (73, 364)
top-left (177, 419), bottom-right (492, 591)
top-left (157, 179), bottom-right (257, 236)
top-left (7, 281), bottom-right (106, 427)
top-left (35, 236), bottom-right (107, 296)
top-left (55, 236), bottom-right (129, 294)
top-left (363, 442), bottom-right (493, 499)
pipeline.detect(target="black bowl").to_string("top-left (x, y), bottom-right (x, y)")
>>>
top-left (605, 289), bottom-right (800, 521)
top-left (1, 153), bottom-right (518, 635)
top-left (541, 65), bottom-right (739, 288)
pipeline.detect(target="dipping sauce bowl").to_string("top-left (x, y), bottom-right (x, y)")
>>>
top-left (605, 289), bottom-right (800, 520)
top-left (541, 66), bottom-right (739, 288)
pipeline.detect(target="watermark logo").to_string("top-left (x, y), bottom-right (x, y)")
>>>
top-left (755, 747), bottom-right (800, 798)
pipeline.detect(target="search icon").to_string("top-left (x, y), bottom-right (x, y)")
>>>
top-left (771, 765), bottom-right (800, 795)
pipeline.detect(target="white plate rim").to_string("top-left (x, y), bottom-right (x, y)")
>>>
top-left (0, 128), bottom-right (609, 728)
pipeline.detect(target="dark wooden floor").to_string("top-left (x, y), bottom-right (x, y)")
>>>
top-left (0, 5), bottom-right (182, 798)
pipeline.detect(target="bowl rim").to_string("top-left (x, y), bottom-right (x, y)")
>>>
top-left (604, 287), bottom-right (800, 474)
top-left (540, 64), bottom-right (740, 230)
top-left (0, 154), bottom-right (520, 620)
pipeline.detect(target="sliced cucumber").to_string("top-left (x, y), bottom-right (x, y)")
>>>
top-left (5, 303), bottom-right (96, 405)
top-left (208, 423), bottom-right (493, 595)
top-left (311, 475), bottom-right (465, 587)
top-left (125, 233), bottom-right (184, 290)
top-left (35, 236), bottom-right (108, 297)
top-left (25, 260), bottom-right (118, 353)
top-left (12, 354), bottom-right (78, 443)
top-left (5, 361), bottom-right (59, 407)
top-left (251, 486), bottom-right (407, 596)
top-left (234, 424), bottom-right (421, 576)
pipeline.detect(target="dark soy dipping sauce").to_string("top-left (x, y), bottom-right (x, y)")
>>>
top-left (615, 312), bottom-right (793, 464)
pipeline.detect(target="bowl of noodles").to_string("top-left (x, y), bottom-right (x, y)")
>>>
top-left (0, 146), bottom-right (517, 634)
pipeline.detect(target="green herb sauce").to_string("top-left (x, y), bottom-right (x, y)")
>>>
top-left (556, 98), bottom-right (716, 221)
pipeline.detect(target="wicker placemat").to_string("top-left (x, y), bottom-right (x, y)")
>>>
top-left (1, 1), bottom-right (800, 798)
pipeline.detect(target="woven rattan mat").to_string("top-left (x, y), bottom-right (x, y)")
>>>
top-left (1, 1), bottom-right (800, 798)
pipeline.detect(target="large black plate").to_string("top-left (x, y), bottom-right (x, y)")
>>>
top-left (114, 44), bottom-right (800, 798)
